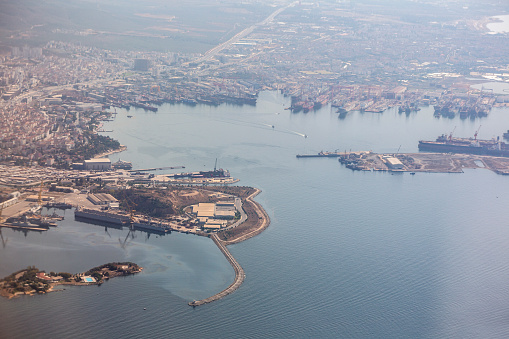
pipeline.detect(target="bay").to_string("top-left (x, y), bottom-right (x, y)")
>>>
top-left (2, 91), bottom-right (509, 338)
top-left (487, 15), bottom-right (509, 34)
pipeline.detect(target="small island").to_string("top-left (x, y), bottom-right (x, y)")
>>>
top-left (0, 262), bottom-right (142, 299)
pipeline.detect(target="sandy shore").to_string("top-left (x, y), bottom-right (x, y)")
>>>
top-left (96, 145), bottom-right (127, 158)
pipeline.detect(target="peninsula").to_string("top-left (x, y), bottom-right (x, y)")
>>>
top-left (0, 262), bottom-right (142, 299)
top-left (297, 151), bottom-right (509, 175)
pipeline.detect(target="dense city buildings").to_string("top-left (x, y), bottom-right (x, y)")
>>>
top-left (0, 1), bottom-right (508, 168)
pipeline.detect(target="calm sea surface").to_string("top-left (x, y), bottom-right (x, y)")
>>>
top-left (2, 91), bottom-right (509, 338)
top-left (488, 15), bottom-right (509, 34)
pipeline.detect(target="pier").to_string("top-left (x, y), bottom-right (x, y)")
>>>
top-left (128, 166), bottom-right (185, 173)
top-left (296, 151), bottom-right (343, 158)
top-left (0, 224), bottom-right (48, 232)
top-left (188, 234), bottom-right (245, 307)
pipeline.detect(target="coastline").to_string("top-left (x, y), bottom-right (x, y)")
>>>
top-left (472, 16), bottom-right (503, 32)
top-left (0, 263), bottom-right (142, 299)
top-left (188, 234), bottom-right (245, 307)
top-left (188, 188), bottom-right (270, 306)
top-left (485, 15), bottom-right (509, 33)
top-left (219, 188), bottom-right (270, 245)
top-left (96, 145), bottom-right (127, 159)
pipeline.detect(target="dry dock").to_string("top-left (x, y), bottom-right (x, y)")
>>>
top-left (188, 234), bottom-right (245, 307)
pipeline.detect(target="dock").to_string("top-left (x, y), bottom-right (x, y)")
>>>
top-left (0, 224), bottom-right (48, 232)
top-left (128, 166), bottom-right (185, 172)
top-left (296, 151), bottom-right (343, 158)
top-left (188, 234), bottom-right (245, 307)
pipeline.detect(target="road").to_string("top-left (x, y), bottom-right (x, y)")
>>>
top-left (191, 1), bottom-right (298, 66)
top-left (223, 197), bottom-right (246, 231)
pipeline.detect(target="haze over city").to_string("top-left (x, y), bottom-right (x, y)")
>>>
top-left (1, 1), bottom-right (509, 338)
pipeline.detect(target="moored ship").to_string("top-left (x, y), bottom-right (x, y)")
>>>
top-left (112, 159), bottom-right (133, 170)
top-left (75, 208), bottom-right (131, 225)
top-left (133, 219), bottom-right (169, 233)
top-left (418, 134), bottom-right (509, 157)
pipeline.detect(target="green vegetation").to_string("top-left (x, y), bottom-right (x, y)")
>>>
top-left (70, 133), bottom-right (120, 160)
top-left (0, 266), bottom-right (50, 294)
top-left (0, 262), bottom-right (142, 298)
top-left (112, 189), bottom-right (175, 218)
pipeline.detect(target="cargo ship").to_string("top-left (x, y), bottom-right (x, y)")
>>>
top-left (133, 219), bottom-right (169, 234)
top-left (418, 134), bottom-right (509, 157)
top-left (75, 208), bottom-right (131, 225)
top-left (112, 159), bottom-right (133, 170)
top-left (296, 151), bottom-right (342, 158)
top-left (169, 159), bottom-right (230, 179)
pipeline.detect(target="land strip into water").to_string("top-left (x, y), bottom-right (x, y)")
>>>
top-left (0, 262), bottom-right (142, 299)
top-left (188, 234), bottom-right (245, 307)
top-left (0, 182), bottom-right (270, 307)
top-left (298, 151), bottom-right (509, 175)
top-left (186, 187), bottom-right (270, 306)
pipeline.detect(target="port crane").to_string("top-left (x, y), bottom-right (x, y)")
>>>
top-left (119, 190), bottom-right (137, 250)
top-left (0, 205), bottom-right (7, 248)
top-left (0, 229), bottom-right (7, 249)
top-left (448, 126), bottom-right (457, 142)
top-left (474, 125), bottom-right (482, 140)
top-left (119, 228), bottom-right (135, 250)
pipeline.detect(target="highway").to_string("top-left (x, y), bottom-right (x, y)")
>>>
top-left (191, 1), bottom-right (298, 65)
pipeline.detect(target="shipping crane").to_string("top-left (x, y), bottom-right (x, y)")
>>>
top-left (0, 229), bottom-right (7, 249)
top-left (474, 125), bottom-right (482, 140)
top-left (449, 126), bottom-right (457, 142)
top-left (0, 206), bottom-right (8, 248)
top-left (119, 190), bottom-right (136, 249)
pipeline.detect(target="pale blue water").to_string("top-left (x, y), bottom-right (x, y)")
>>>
top-left (2, 91), bottom-right (509, 338)
top-left (488, 15), bottom-right (509, 34)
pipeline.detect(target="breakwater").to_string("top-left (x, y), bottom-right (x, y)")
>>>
top-left (296, 151), bottom-right (343, 158)
top-left (188, 234), bottom-right (245, 307)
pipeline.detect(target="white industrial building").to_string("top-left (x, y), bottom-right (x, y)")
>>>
top-left (383, 156), bottom-right (404, 170)
top-left (192, 202), bottom-right (237, 230)
top-left (87, 193), bottom-right (119, 209)
top-left (84, 158), bottom-right (111, 171)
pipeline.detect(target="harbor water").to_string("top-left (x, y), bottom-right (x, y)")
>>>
top-left (2, 91), bottom-right (509, 338)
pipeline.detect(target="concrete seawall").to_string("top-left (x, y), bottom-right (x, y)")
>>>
top-left (188, 234), bottom-right (245, 307)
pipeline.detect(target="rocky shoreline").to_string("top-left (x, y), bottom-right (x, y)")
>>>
top-left (0, 262), bottom-right (142, 299)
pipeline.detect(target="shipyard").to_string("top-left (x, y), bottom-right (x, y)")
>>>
top-left (0, 162), bottom-right (269, 307)
top-left (2, 0), bottom-right (509, 336)
top-left (297, 150), bottom-right (509, 176)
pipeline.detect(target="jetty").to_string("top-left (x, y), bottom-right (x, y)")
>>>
top-left (188, 234), bottom-right (245, 307)
top-left (128, 166), bottom-right (185, 173)
top-left (296, 151), bottom-right (342, 158)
